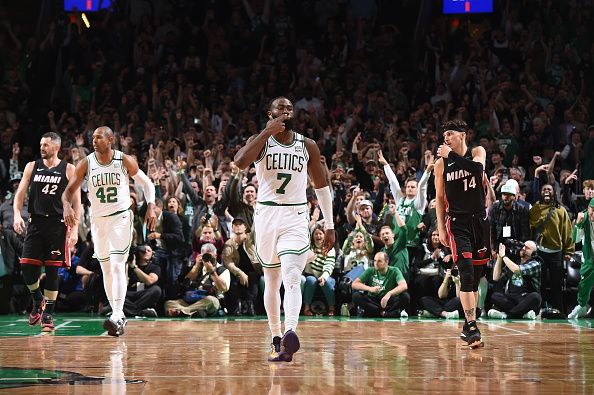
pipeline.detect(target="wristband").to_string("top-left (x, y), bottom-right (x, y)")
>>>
top-left (314, 186), bottom-right (335, 230)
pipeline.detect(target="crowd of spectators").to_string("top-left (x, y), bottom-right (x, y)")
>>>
top-left (0, 0), bottom-right (593, 319)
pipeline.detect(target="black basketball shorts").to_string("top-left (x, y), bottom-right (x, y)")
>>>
top-left (21, 216), bottom-right (68, 267)
top-left (445, 212), bottom-right (490, 265)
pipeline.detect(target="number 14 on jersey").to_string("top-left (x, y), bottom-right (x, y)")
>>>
top-left (463, 176), bottom-right (476, 191)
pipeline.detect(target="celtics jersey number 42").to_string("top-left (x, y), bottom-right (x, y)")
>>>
top-left (86, 150), bottom-right (131, 217)
top-left (254, 133), bottom-right (309, 205)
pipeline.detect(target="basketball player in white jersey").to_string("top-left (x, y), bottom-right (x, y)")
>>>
top-left (234, 97), bottom-right (335, 362)
top-left (62, 126), bottom-right (156, 336)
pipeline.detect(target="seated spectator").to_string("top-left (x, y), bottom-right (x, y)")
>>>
top-left (164, 243), bottom-right (230, 318)
top-left (0, 175), bottom-right (28, 231)
top-left (488, 241), bottom-right (541, 320)
top-left (101, 244), bottom-right (162, 318)
top-left (413, 228), bottom-right (452, 303)
top-left (56, 245), bottom-right (93, 313)
top-left (345, 194), bottom-right (383, 250)
top-left (0, 222), bottom-right (23, 314)
top-left (222, 216), bottom-right (262, 316)
top-left (192, 218), bottom-right (225, 261)
top-left (351, 251), bottom-right (410, 318)
top-left (146, 198), bottom-right (184, 299)
top-left (341, 214), bottom-right (374, 280)
top-left (302, 226), bottom-right (337, 316)
top-left (419, 268), bottom-right (462, 319)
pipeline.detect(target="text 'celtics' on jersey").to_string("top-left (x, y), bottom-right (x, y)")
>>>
top-left (86, 150), bottom-right (131, 217)
top-left (254, 133), bottom-right (309, 205)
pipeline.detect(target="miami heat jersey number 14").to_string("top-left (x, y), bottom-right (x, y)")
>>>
top-left (443, 149), bottom-right (487, 215)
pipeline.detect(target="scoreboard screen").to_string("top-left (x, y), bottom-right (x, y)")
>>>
top-left (64, 0), bottom-right (112, 12)
top-left (443, 0), bottom-right (493, 14)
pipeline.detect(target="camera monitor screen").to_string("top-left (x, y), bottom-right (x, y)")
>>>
top-left (443, 0), bottom-right (493, 14)
top-left (64, 0), bottom-right (112, 12)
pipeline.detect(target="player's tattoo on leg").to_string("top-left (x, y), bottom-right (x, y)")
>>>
top-left (464, 308), bottom-right (476, 322)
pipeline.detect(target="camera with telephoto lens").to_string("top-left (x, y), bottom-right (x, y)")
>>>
top-left (502, 238), bottom-right (524, 261)
top-left (202, 253), bottom-right (216, 264)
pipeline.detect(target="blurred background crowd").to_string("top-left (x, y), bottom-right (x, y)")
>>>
top-left (0, 0), bottom-right (593, 319)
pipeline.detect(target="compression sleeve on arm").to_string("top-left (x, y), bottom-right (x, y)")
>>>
top-left (315, 186), bottom-right (335, 230)
top-left (447, 151), bottom-right (484, 174)
top-left (132, 170), bottom-right (155, 204)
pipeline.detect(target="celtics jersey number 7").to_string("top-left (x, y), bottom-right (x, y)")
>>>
top-left (254, 133), bottom-right (309, 205)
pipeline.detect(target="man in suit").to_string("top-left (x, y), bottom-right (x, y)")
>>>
top-left (146, 198), bottom-right (185, 298)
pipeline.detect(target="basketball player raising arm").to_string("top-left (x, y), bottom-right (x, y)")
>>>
top-left (234, 97), bottom-right (335, 363)
top-left (61, 126), bottom-right (156, 337)
top-left (434, 120), bottom-right (489, 350)
top-left (234, 104), bottom-right (335, 253)
top-left (434, 144), bottom-right (487, 248)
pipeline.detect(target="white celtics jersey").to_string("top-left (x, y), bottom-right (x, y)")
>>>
top-left (86, 150), bottom-right (131, 217)
top-left (254, 132), bottom-right (309, 205)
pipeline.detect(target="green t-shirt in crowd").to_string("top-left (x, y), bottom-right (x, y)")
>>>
top-left (358, 266), bottom-right (405, 298)
top-left (382, 225), bottom-right (409, 276)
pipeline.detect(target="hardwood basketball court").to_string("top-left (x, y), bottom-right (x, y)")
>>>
top-left (0, 315), bottom-right (593, 394)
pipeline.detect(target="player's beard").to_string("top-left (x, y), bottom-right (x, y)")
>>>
top-left (282, 116), bottom-right (294, 131)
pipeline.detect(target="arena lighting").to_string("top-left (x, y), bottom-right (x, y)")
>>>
top-left (81, 13), bottom-right (91, 28)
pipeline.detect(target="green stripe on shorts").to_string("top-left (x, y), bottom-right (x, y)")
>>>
top-left (256, 248), bottom-right (281, 269)
top-left (277, 245), bottom-right (310, 257)
top-left (261, 262), bottom-right (281, 269)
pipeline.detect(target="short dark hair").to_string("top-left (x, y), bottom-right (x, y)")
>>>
top-left (441, 119), bottom-right (468, 134)
top-left (268, 96), bottom-right (289, 110)
top-left (41, 132), bottom-right (61, 146)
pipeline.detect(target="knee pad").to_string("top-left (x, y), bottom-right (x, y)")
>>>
top-left (21, 264), bottom-right (41, 286)
top-left (457, 257), bottom-right (474, 292)
top-left (472, 265), bottom-right (485, 292)
top-left (281, 266), bottom-right (302, 289)
top-left (43, 266), bottom-right (60, 291)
